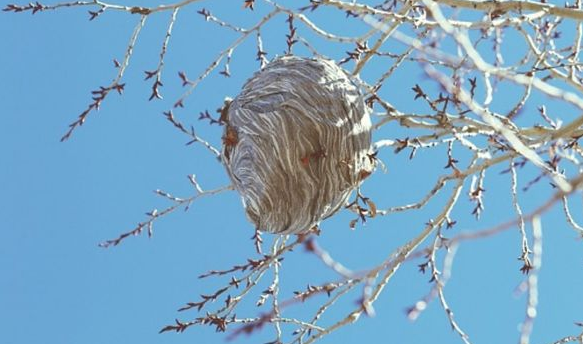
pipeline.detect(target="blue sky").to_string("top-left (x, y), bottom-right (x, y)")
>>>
top-left (2, 1), bottom-right (583, 344)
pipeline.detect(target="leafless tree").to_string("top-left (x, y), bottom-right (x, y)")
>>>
top-left (6, 0), bottom-right (583, 343)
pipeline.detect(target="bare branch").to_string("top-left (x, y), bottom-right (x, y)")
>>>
top-left (61, 14), bottom-right (147, 141)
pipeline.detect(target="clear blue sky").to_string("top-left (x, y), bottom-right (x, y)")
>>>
top-left (2, 1), bottom-right (583, 343)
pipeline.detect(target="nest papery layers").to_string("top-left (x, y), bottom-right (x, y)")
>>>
top-left (222, 56), bottom-right (375, 234)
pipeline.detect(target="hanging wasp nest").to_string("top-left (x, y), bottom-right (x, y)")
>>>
top-left (221, 55), bottom-right (375, 234)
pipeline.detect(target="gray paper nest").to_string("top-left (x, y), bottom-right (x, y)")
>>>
top-left (222, 55), bottom-right (375, 234)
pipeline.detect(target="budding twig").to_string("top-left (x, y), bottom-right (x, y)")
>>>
top-left (145, 7), bottom-right (179, 101)
top-left (61, 14), bottom-right (147, 141)
top-left (99, 183), bottom-right (232, 247)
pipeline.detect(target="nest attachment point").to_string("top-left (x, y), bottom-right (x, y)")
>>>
top-left (222, 55), bottom-right (375, 234)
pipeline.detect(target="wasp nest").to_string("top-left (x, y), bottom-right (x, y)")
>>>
top-left (222, 55), bottom-right (375, 234)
